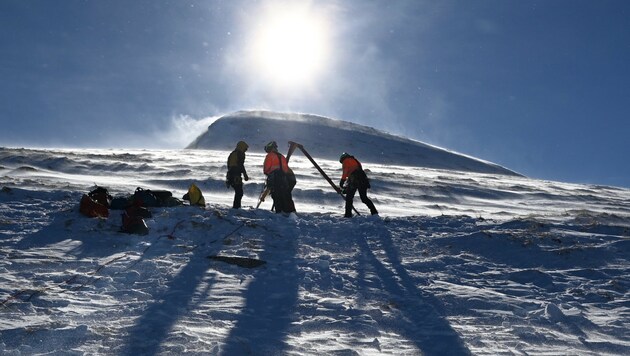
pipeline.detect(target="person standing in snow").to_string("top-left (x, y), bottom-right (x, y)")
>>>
top-left (226, 141), bottom-right (249, 209)
top-left (263, 141), bottom-right (295, 214)
top-left (339, 152), bottom-right (378, 218)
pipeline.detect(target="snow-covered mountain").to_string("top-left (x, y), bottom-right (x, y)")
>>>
top-left (187, 110), bottom-right (520, 176)
top-left (1, 112), bottom-right (629, 355)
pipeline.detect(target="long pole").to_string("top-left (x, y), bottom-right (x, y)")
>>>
top-left (289, 141), bottom-right (360, 216)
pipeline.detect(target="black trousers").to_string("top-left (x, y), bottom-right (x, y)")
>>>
top-left (271, 189), bottom-right (288, 213)
top-left (232, 183), bottom-right (243, 209)
top-left (345, 185), bottom-right (377, 217)
top-left (268, 170), bottom-right (295, 214)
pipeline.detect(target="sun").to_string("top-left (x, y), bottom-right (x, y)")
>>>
top-left (248, 3), bottom-right (331, 89)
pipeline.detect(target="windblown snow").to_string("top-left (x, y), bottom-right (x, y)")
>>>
top-left (187, 110), bottom-right (520, 176)
top-left (1, 112), bottom-right (629, 355)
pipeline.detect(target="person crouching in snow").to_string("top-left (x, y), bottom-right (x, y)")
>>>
top-left (263, 141), bottom-right (296, 214)
top-left (339, 152), bottom-right (378, 218)
top-left (226, 140), bottom-right (249, 209)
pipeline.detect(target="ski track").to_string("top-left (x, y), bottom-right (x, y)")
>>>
top-left (1, 147), bottom-right (629, 355)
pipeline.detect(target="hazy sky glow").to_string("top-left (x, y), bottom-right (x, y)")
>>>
top-left (1, 0), bottom-right (629, 187)
top-left (245, 2), bottom-right (332, 89)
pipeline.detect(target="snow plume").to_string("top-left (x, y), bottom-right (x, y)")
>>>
top-left (186, 110), bottom-right (520, 176)
top-left (166, 114), bottom-right (220, 147)
top-left (129, 114), bottom-right (221, 149)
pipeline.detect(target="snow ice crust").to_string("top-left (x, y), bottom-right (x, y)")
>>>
top-left (1, 114), bottom-right (629, 355)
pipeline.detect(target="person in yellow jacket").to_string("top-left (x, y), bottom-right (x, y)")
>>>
top-left (339, 152), bottom-right (378, 218)
top-left (226, 141), bottom-right (249, 209)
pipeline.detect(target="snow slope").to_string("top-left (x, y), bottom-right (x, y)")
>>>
top-left (1, 118), bottom-right (629, 355)
top-left (186, 110), bottom-right (520, 176)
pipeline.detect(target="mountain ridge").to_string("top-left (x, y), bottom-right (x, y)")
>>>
top-left (187, 110), bottom-right (521, 176)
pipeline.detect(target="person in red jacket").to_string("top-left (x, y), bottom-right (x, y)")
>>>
top-left (339, 152), bottom-right (378, 218)
top-left (263, 141), bottom-right (296, 214)
top-left (226, 141), bottom-right (249, 209)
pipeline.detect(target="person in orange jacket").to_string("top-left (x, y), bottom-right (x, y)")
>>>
top-left (263, 141), bottom-right (296, 214)
top-left (339, 152), bottom-right (378, 218)
top-left (226, 141), bottom-right (249, 209)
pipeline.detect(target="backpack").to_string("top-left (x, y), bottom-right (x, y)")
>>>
top-left (120, 202), bottom-right (151, 235)
top-left (133, 187), bottom-right (159, 207)
top-left (88, 186), bottom-right (112, 208)
top-left (151, 190), bottom-right (173, 203)
top-left (186, 183), bottom-right (206, 207)
top-left (133, 187), bottom-right (179, 207)
top-left (266, 169), bottom-right (288, 192)
top-left (80, 194), bottom-right (109, 218)
top-left (348, 169), bottom-right (370, 189)
top-left (286, 168), bottom-right (297, 190)
top-left (120, 211), bottom-right (149, 235)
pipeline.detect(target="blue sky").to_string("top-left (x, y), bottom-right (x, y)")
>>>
top-left (1, 1), bottom-right (629, 188)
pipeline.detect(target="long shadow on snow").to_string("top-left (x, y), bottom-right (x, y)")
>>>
top-left (221, 216), bottom-right (299, 355)
top-left (123, 244), bottom-right (215, 355)
top-left (354, 220), bottom-right (471, 355)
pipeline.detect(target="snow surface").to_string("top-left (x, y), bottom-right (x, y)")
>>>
top-left (1, 115), bottom-right (629, 355)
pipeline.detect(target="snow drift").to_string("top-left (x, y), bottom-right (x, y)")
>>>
top-left (186, 110), bottom-right (520, 176)
top-left (1, 110), bottom-right (629, 355)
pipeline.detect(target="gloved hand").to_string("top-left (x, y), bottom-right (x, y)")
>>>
top-left (244, 174), bottom-right (249, 181)
top-left (338, 179), bottom-right (346, 194)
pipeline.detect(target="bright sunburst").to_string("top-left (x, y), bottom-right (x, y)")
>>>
top-left (248, 2), bottom-right (331, 89)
